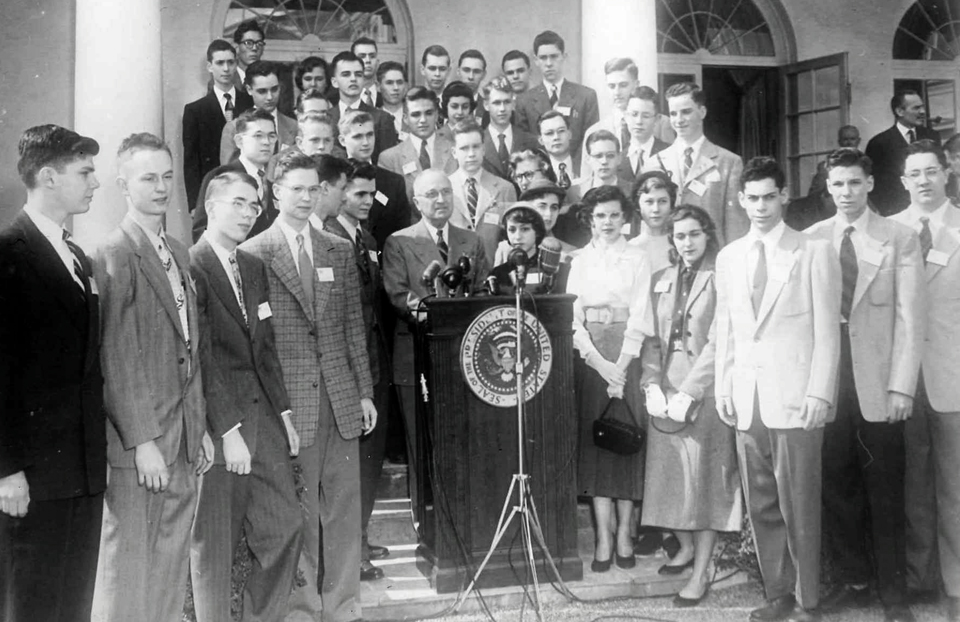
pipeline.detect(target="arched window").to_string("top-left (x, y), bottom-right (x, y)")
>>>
top-left (894, 0), bottom-right (960, 60)
top-left (656, 0), bottom-right (776, 57)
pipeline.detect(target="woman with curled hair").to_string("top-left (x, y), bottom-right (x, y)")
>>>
top-left (508, 148), bottom-right (557, 193)
top-left (568, 185), bottom-right (654, 573)
top-left (489, 203), bottom-right (569, 294)
top-left (629, 170), bottom-right (678, 274)
top-left (639, 204), bottom-right (742, 606)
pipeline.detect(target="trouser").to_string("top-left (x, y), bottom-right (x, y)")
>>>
top-left (360, 376), bottom-right (390, 561)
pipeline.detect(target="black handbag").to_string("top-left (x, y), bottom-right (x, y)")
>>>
top-left (592, 398), bottom-right (645, 455)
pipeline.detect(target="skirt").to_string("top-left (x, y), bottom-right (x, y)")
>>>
top-left (577, 321), bottom-right (646, 500)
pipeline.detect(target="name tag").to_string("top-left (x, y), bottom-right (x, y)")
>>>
top-left (368, 250), bottom-right (379, 265)
top-left (483, 211), bottom-right (500, 226)
top-left (687, 179), bottom-right (707, 197)
top-left (861, 246), bottom-right (883, 267)
top-left (257, 302), bottom-right (272, 320)
top-left (555, 105), bottom-right (572, 116)
top-left (375, 191), bottom-right (388, 205)
top-left (620, 223), bottom-right (632, 235)
top-left (316, 267), bottom-right (335, 282)
top-left (402, 161), bottom-right (418, 175)
top-left (927, 249), bottom-right (950, 266)
top-left (527, 272), bottom-right (542, 285)
top-left (654, 280), bottom-right (672, 293)
top-left (705, 169), bottom-right (722, 183)
top-left (88, 276), bottom-right (99, 296)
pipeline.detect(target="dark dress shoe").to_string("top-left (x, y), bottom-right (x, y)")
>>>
top-left (633, 531), bottom-right (663, 556)
top-left (785, 605), bottom-right (820, 622)
top-left (750, 594), bottom-right (796, 621)
top-left (662, 533), bottom-right (681, 559)
top-left (614, 553), bottom-right (636, 569)
top-left (360, 561), bottom-right (384, 581)
top-left (883, 604), bottom-right (916, 622)
top-left (674, 585), bottom-right (709, 607)
top-left (658, 558), bottom-right (694, 575)
top-left (367, 544), bottom-right (390, 560)
top-left (590, 557), bottom-right (612, 573)
top-left (819, 583), bottom-right (871, 612)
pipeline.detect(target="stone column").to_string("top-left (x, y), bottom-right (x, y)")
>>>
top-left (581, 0), bottom-right (659, 98)
top-left (73, 0), bottom-right (163, 247)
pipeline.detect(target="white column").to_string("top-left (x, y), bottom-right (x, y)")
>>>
top-left (73, 0), bottom-right (163, 248)
top-left (581, 0), bottom-right (658, 101)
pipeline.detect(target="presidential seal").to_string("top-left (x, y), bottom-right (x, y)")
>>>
top-left (460, 305), bottom-right (553, 407)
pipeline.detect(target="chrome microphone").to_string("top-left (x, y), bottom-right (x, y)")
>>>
top-left (440, 266), bottom-right (464, 296)
top-left (420, 259), bottom-right (443, 295)
top-left (538, 237), bottom-right (563, 293)
top-left (508, 246), bottom-right (528, 291)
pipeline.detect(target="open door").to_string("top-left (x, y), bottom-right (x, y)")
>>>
top-left (780, 53), bottom-right (850, 198)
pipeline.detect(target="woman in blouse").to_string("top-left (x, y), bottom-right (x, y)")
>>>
top-left (489, 204), bottom-right (569, 294)
top-left (567, 185), bottom-right (653, 572)
top-left (629, 171), bottom-right (677, 275)
top-left (640, 205), bottom-right (743, 606)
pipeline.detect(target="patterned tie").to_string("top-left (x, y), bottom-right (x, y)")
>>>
top-left (620, 117), bottom-right (631, 153)
top-left (557, 162), bottom-right (571, 189)
top-left (919, 217), bottom-right (933, 264)
top-left (297, 233), bottom-right (315, 304)
top-left (907, 128), bottom-right (916, 144)
top-left (682, 147), bottom-right (694, 183)
top-left (362, 88), bottom-right (374, 107)
top-left (549, 85), bottom-right (558, 108)
top-left (355, 227), bottom-right (372, 284)
top-left (158, 232), bottom-right (190, 344)
top-left (465, 177), bottom-right (479, 222)
top-left (840, 226), bottom-right (858, 321)
top-left (228, 251), bottom-right (249, 326)
top-left (223, 93), bottom-right (234, 121)
top-left (256, 168), bottom-right (266, 201)
top-left (419, 139), bottom-right (431, 171)
top-left (498, 133), bottom-right (509, 168)
top-left (61, 230), bottom-right (87, 292)
top-left (751, 240), bottom-right (767, 315)
top-left (436, 229), bottom-right (449, 263)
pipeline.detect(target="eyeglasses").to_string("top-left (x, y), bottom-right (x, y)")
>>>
top-left (243, 131), bottom-right (278, 143)
top-left (276, 184), bottom-right (322, 197)
top-left (417, 187), bottom-right (454, 200)
top-left (514, 171), bottom-right (539, 183)
top-left (240, 39), bottom-right (265, 50)
top-left (903, 167), bottom-right (944, 181)
top-left (213, 198), bottom-right (262, 217)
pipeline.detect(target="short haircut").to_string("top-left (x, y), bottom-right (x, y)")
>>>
top-left (501, 204), bottom-right (547, 245)
top-left (345, 158), bottom-right (378, 183)
top-left (519, 182), bottom-right (564, 204)
top-left (585, 129), bottom-right (620, 154)
top-left (17, 124), bottom-right (100, 189)
top-left (451, 118), bottom-right (483, 141)
top-left (294, 56), bottom-right (328, 91)
top-left (404, 86), bottom-right (439, 112)
top-left (296, 89), bottom-right (329, 115)
top-left (274, 150), bottom-right (317, 184)
top-left (740, 156), bottom-right (786, 190)
top-left (297, 112), bottom-right (335, 136)
top-left (825, 148), bottom-right (873, 176)
top-left (537, 109), bottom-right (569, 134)
top-left (236, 108), bottom-right (276, 135)
top-left (891, 90), bottom-right (921, 116)
top-left (442, 81), bottom-right (476, 115)
top-left (339, 109), bottom-right (374, 135)
top-left (117, 132), bottom-right (171, 161)
top-left (206, 39), bottom-right (235, 62)
top-left (331, 51), bottom-right (363, 75)
top-left (508, 148), bottom-right (557, 183)
top-left (501, 49), bottom-right (530, 69)
top-left (667, 204), bottom-right (719, 266)
top-left (458, 49), bottom-right (487, 69)
top-left (838, 124), bottom-right (859, 139)
top-left (244, 60), bottom-right (278, 87)
top-left (665, 81), bottom-right (706, 106)
top-left (603, 57), bottom-right (638, 80)
top-left (421, 45), bottom-right (450, 66)
top-left (905, 139), bottom-right (948, 169)
top-left (233, 19), bottom-right (264, 44)
top-left (376, 60), bottom-right (406, 83)
top-left (313, 153), bottom-right (352, 185)
top-left (481, 75), bottom-right (513, 100)
top-left (632, 170), bottom-right (677, 207)
top-left (628, 85), bottom-right (660, 112)
top-left (533, 30), bottom-right (565, 55)
top-left (351, 36), bottom-right (377, 54)
top-left (577, 185), bottom-right (634, 226)
top-left (944, 132), bottom-right (960, 155)
top-left (205, 170), bottom-right (258, 203)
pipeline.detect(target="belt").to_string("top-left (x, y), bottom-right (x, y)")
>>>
top-left (583, 306), bottom-right (630, 324)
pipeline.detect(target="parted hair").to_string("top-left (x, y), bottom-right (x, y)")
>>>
top-left (273, 150), bottom-right (316, 183)
top-left (905, 138), bottom-right (949, 169)
top-left (666, 204), bottom-right (719, 266)
top-left (295, 88), bottom-right (329, 115)
top-left (458, 49), bottom-right (487, 69)
top-left (339, 109), bottom-right (375, 134)
top-left (377, 60), bottom-right (406, 83)
top-left (421, 44), bottom-right (450, 65)
top-left (313, 153), bottom-right (352, 185)
top-left (345, 158), bottom-right (378, 183)
top-left (243, 60), bottom-right (278, 88)
top-left (576, 185), bottom-right (634, 227)
top-left (205, 170), bottom-right (258, 203)
top-left (533, 30), bottom-right (565, 55)
top-left (18, 125), bottom-right (100, 189)
top-left (585, 129), bottom-right (620, 154)
top-left (604, 57), bottom-right (638, 79)
top-left (665, 81), bottom-right (706, 106)
top-left (740, 156), bottom-right (786, 190)
top-left (403, 86), bottom-right (439, 112)
top-left (235, 108), bottom-right (276, 135)
top-left (825, 148), bottom-right (873, 176)
top-left (206, 39), bottom-right (235, 62)
top-left (482, 75), bottom-right (514, 101)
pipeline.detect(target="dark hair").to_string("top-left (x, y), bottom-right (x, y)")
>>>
top-left (117, 132), bottom-right (171, 159)
top-left (244, 61), bottom-right (278, 87)
top-left (666, 204), bottom-right (719, 266)
top-left (294, 56), bottom-right (328, 91)
top-left (331, 51), bottom-right (363, 75)
top-left (313, 153), bottom-right (352, 185)
top-left (351, 37), bottom-right (377, 54)
top-left (891, 89), bottom-right (921, 116)
top-left (632, 170), bottom-right (677, 207)
top-left (740, 156), bottom-right (786, 190)
top-left (603, 57), bottom-right (638, 79)
top-left (441, 81), bottom-right (476, 116)
top-left (458, 49), bottom-right (487, 70)
top-left (233, 19), bottom-right (265, 45)
top-left (905, 139), bottom-right (949, 170)
top-left (508, 148), bottom-right (557, 183)
top-left (665, 81), bottom-right (706, 106)
top-left (346, 158), bottom-right (378, 183)
top-left (536, 109), bottom-right (569, 134)
top-left (825, 148), bottom-right (873, 176)
top-left (629, 85), bottom-right (660, 112)
top-left (501, 49), bottom-right (530, 69)
top-left (421, 45), bottom-right (450, 66)
top-left (17, 125), bottom-right (100, 189)
top-left (274, 151), bottom-right (317, 184)
top-left (533, 30), bottom-right (565, 55)
top-left (206, 39), bottom-right (235, 62)
top-left (945, 132), bottom-right (960, 155)
top-left (576, 185), bottom-right (634, 227)
top-left (295, 88), bottom-right (329, 115)
top-left (585, 129), bottom-right (620, 155)
top-left (376, 60), bottom-right (406, 83)
top-left (404, 86), bottom-right (440, 112)
top-left (235, 108), bottom-right (276, 135)
top-left (501, 204), bottom-right (547, 245)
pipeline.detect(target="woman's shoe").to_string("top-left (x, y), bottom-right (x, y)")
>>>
top-left (615, 553), bottom-right (636, 569)
top-left (591, 557), bottom-right (612, 573)
top-left (673, 585), bottom-right (710, 607)
top-left (658, 558), bottom-right (694, 575)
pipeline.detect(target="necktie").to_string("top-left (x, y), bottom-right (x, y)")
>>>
top-left (919, 217), bottom-right (933, 264)
top-left (840, 226), bottom-right (858, 321)
top-left (362, 88), bottom-right (374, 107)
top-left (549, 85), bottom-right (558, 108)
top-left (907, 128), bottom-right (917, 144)
top-left (62, 230), bottom-right (87, 293)
top-left (419, 139), bottom-right (431, 171)
top-left (228, 251), bottom-right (249, 326)
top-left (633, 148), bottom-right (644, 176)
top-left (465, 178), bottom-right (479, 222)
top-left (498, 133), bottom-right (509, 167)
top-left (158, 232), bottom-right (190, 344)
top-left (256, 169), bottom-right (266, 201)
top-left (436, 229), bottom-right (449, 263)
top-left (682, 147), bottom-right (694, 183)
top-left (223, 93), bottom-right (234, 121)
top-left (297, 233), bottom-right (315, 304)
top-left (751, 240), bottom-right (767, 315)
top-left (557, 162), bottom-right (571, 189)
top-left (620, 117), bottom-right (631, 153)
top-left (355, 227), bottom-right (372, 284)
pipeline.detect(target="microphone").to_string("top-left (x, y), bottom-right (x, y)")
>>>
top-left (539, 237), bottom-right (563, 293)
top-left (420, 260), bottom-right (443, 295)
top-left (484, 275), bottom-right (501, 296)
top-left (508, 246), bottom-right (528, 291)
top-left (440, 266), bottom-right (464, 296)
top-left (457, 255), bottom-right (473, 296)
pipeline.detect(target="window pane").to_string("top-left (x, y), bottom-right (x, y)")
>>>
top-left (796, 71), bottom-right (814, 113)
top-left (799, 156), bottom-right (818, 194)
top-left (798, 113), bottom-right (815, 154)
top-left (816, 109), bottom-right (841, 153)
top-left (815, 65), bottom-right (840, 108)
top-left (927, 79), bottom-right (956, 140)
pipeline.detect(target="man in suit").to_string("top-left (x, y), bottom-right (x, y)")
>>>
top-left (715, 156), bottom-right (841, 622)
top-left (581, 58), bottom-right (641, 179)
top-left (502, 50), bottom-right (531, 95)
top-left (379, 87), bottom-right (458, 203)
top-left (0, 125), bottom-right (106, 622)
top-left (189, 171), bottom-right (303, 622)
top-left (233, 19), bottom-right (265, 86)
top-left (352, 37), bottom-right (381, 108)
top-left (329, 51), bottom-right (399, 165)
top-left (91, 133), bottom-right (213, 622)
top-left (419, 45), bottom-right (451, 99)
top-left (645, 81), bottom-right (747, 247)
top-left (944, 132), bottom-right (960, 201)
top-left (866, 91), bottom-right (941, 217)
top-left (195, 108), bottom-right (279, 242)
top-left (890, 140), bottom-right (960, 621)
top-left (807, 149), bottom-right (924, 622)
top-left (183, 39), bottom-right (254, 209)
top-left (571, 130), bottom-right (632, 203)
top-left (240, 150), bottom-right (375, 622)
top-left (457, 49), bottom-right (487, 118)
top-left (482, 75), bottom-right (539, 182)
top-left (296, 110), bottom-right (337, 157)
top-left (807, 125), bottom-right (862, 198)
top-left (377, 61), bottom-right (408, 138)
top-left (516, 30), bottom-right (599, 159)
top-left (538, 110), bottom-right (581, 188)
top-left (220, 61), bottom-right (297, 165)
top-left (620, 86), bottom-right (670, 182)
top-left (447, 118), bottom-right (517, 259)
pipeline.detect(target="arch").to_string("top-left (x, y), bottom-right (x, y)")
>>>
top-left (894, 0), bottom-right (960, 61)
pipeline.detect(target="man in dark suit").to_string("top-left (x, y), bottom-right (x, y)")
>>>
top-left (619, 86), bottom-right (670, 182)
top-left (538, 110), bottom-right (581, 188)
top-left (0, 124), bottom-right (106, 622)
top-left (352, 37), bottom-right (382, 108)
top-left (233, 19), bottom-right (265, 87)
top-left (457, 49), bottom-right (487, 119)
top-left (240, 150), bottom-right (375, 622)
top-left (419, 45), bottom-right (451, 99)
top-left (377, 61), bottom-right (408, 138)
top-left (501, 49), bottom-right (531, 95)
top-left (189, 171), bottom-right (303, 622)
top-left (90, 133), bottom-right (213, 622)
top-left (482, 75), bottom-right (539, 182)
top-left (329, 51), bottom-right (399, 165)
top-left (182, 39), bottom-right (254, 209)
top-left (865, 90), bottom-right (941, 216)
top-left (220, 61), bottom-right (298, 166)
top-left (516, 30), bottom-right (600, 159)
top-left (194, 108), bottom-right (279, 242)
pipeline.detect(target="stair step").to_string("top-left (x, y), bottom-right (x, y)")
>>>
top-left (366, 499), bottom-right (419, 546)
top-left (375, 462), bottom-right (409, 500)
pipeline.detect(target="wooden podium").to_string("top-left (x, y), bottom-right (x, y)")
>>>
top-left (414, 294), bottom-right (583, 593)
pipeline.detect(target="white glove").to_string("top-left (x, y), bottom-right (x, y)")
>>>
top-left (644, 384), bottom-right (667, 418)
top-left (667, 392), bottom-right (695, 422)
top-left (585, 351), bottom-right (626, 388)
top-left (606, 383), bottom-right (625, 399)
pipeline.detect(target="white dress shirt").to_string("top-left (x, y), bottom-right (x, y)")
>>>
top-left (628, 135), bottom-right (656, 175)
top-left (411, 134), bottom-right (437, 163)
top-left (214, 85), bottom-right (237, 117)
top-left (673, 134), bottom-right (707, 181)
top-left (897, 121), bottom-right (918, 144)
top-left (746, 219), bottom-right (786, 285)
top-left (277, 218), bottom-right (313, 275)
top-left (831, 208), bottom-right (872, 257)
top-left (425, 222), bottom-right (451, 247)
top-left (549, 154), bottom-right (576, 180)
top-left (543, 78), bottom-right (565, 101)
top-left (23, 205), bottom-right (84, 288)
top-left (488, 125), bottom-right (514, 153)
top-left (336, 214), bottom-right (360, 242)
top-left (236, 65), bottom-right (246, 86)
top-left (238, 155), bottom-right (265, 200)
top-left (900, 199), bottom-right (951, 238)
top-left (205, 233), bottom-right (244, 305)
top-left (338, 98), bottom-right (362, 117)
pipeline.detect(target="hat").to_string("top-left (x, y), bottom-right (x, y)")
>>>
top-left (519, 179), bottom-right (565, 203)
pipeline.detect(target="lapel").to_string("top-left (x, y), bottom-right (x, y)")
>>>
top-left (310, 226), bottom-right (335, 320)
top-left (530, 84), bottom-right (550, 112)
top-left (651, 145), bottom-right (682, 185)
top-left (685, 263), bottom-right (714, 313)
top-left (928, 205), bottom-right (960, 281)
top-left (196, 238), bottom-right (249, 333)
top-left (851, 211), bottom-right (887, 311)
top-left (267, 223), bottom-right (316, 324)
top-left (684, 139), bottom-right (719, 186)
top-left (412, 220), bottom-right (445, 266)
top-left (755, 228), bottom-right (800, 330)
top-left (482, 131), bottom-right (506, 176)
top-left (203, 90), bottom-right (226, 123)
top-left (14, 213), bottom-right (87, 321)
top-left (448, 169), bottom-right (473, 227)
top-left (237, 250), bottom-right (262, 337)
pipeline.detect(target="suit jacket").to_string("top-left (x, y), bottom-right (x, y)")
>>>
top-left (328, 101), bottom-right (400, 165)
top-left (865, 124), bottom-right (941, 216)
top-left (220, 111), bottom-right (298, 166)
top-left (805, 211), bottom-right (925, 420)
top-left (379, 134), bottom-right (458, 204)
top-left (182, 89), bottom-right (254, 209)
top-left (890, 203), bottom-right (960, 411)
top-left (189, 238), bottom-right (291, 463)
top-left (191, 160), bottom-right (277, 243)
top-left (240, 222), bottom-right (372, 444)
top-left (578, 119), bottom-right (670, 182)
top-left (714, 225), bottom-right (841, 430)
top-left (448, 168), bottom-right (518, 260)
top-left (91, 215), bottom-right (206, 468)
top-left (0, 211), bottom-right (106, 500)
top-left (482, 125), bottom-right (540, 181)
top-left (616, 137), bottom-right (670, 184)
top-left (368, 165), bottom-right (414, 252)
top-left (645, 138), bottom-right (747, 246)
top-left (516, 81), bottom-right (600, 158)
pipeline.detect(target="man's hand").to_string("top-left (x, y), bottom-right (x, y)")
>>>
top-left (361, 398), bottom-right (378, 435)
top-left (799, 396), bottom-right (831, 430)
top-left (281, 412), bottom-right (300, 457)
top-left (222, 428), bottom-right (251, 475)
top-left (196, 431), bottom-right (215, 476)
top-left (717, 397), bottom-right (737, 427)
top-left (887, 391), bottom-right (913, 423)
top-left (0, 471), bottom-right (29, 517)
top-left (135, 440), bottom-right (169, 493)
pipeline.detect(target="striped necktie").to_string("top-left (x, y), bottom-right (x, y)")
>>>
top-left (228, 251), bottom-right (248, 326)
top-left (61, 230), bottom-right (86, 292)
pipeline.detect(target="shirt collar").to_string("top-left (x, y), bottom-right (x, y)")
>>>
top-left (904, 199), bottom-right (951, 229)
top-left (337, 214), bottom-right (359, 241)
top-left (747, 219), bottom-right (786, 251)
top-left (238, 156), bottom-right (262, 178)
top-left (204, 231), bottom-right (239, 270)
top-left (550, 154), bottom-right (574, 171)
top-left (543, 78), bottom-right (565, 93)
top-left (896, 121), bottom-right (916, 141)
top-left (129, 213), bottom-right (167, 254)
top-left (339, 99), bottom-right (361, 115)
top-left (426, 222), bottom-right (450, 245)
top-left (675, 134), bottom-right (706, 155)
top-left (489, 124), bottom-right (513, 143)
top-left (214, 84), bottom-right (235, 100)
top-left (277, 217), bottom-right (312, 260)
top-left (635, 134), bottom-right (656, 155)
top-left (412, 133), bottom-right (435, 154)
top-left (833, 207), bottom-right (871, 233)
top-left (23, 204), bottom-right (68, 247)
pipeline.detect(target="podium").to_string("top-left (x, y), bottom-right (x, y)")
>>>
top-left (414, 294), bottom-right (583, 593)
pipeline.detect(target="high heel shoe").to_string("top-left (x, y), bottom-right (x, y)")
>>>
top-left (591, 557), bottom-right (612, 573)
top-left (615, 553), bottom-right (636, 569)
top-left (674, 584), bottom-right (710, 607)
top-left (658, 557), bottom-right (694, 575)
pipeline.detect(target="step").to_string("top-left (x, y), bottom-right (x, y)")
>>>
top-left (375, 461), bottom-right (409, 500)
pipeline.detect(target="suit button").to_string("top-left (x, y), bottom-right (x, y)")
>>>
top-left (253, 397), bottom-right (259, 404)
top-left (309, 330), bottom-right (316, 337)
top-left (312, 381), bottom-right (319, 388)
top-left (178, 357), bottom-right (185, 364)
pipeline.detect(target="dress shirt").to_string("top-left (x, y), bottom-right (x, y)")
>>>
top-left (488, 124), bottom-right (514, 152)
top-left (338, 98), bottom-right (362, 117)
top-left (277, 218), bottom-right (314, 276)
top-left (424, 222), bottom-right (451, 247)
top-left (361, 84), bottom-right (378, 104)
top-left (899, 199), bottom-right (951, 239)
top-left (674, 134), bottom-right (707, 179)
top-left (897, 121), bottom-right (917, 144)
top-left (628, 134), bottom-right (656, 175)
top-left (412, 134), bottom-right (437, 163)
top-left (238, 155), bottom-right (266, 199)
top-left (236, 65), bottom-right (246, 86)
top-left (549, 154), bottom-right (575, 179)
top-left (543, 78), bottom-right (565, 100)
top-left (830, 209), bottom-right (872, 258)
top-left (382, 104), bottom-right (404, 134)
top-left (204, 232), bottom-right (244, 305)
top-left (214, 85), bottom-right (237, 117)
top-left (745, 219), bottom-right (786, 283)
top-left (336, 214), bottom-right (360, 243)
top-left (628, 228), bottom-right (673, 274)
top-left (23, 204), bottom-right (84, 288)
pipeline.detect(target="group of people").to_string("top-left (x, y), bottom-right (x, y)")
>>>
top-left (1, 17), bottom-right (959, 622)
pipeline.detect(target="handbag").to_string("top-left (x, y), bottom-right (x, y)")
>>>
top-left (592, 397), bottom-right (645, 455)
